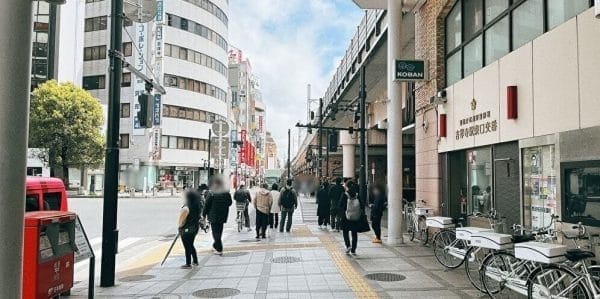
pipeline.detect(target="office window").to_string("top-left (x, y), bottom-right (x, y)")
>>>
top-left (123, 42), bottom-right (133, 57)
top-left (485, 0), bottom-right (509, 23)
top-left (163, 105), bottom-right (169, 116)
top-left (179, 47), bottom-right (187, 60)
top-left (548, 0), bottom-right (589, 30)
top-left (169, 136), bottom-right (176, 149)
top-left (161, 135), bottom-right (169, 148)
top-left (463, 0), bottom-right (483, 40)
top-left (123, 17), bottom-right (133, 27)
top-left (180, 18), bottom-right (188, 31)
top-left (84, 16), bottom-right (107, 32)
top-left (119, 134), bottom-right (129, 148)
top-left (446, 1), bottom-right (461, 53)
top-left (121, 72), bottom-right (131, 87)
top-left (485, 16), bottom-right (509, 65)
top-left (83, 45), bottom-right (106, 61)
top-left (164, 44), bottom-right (171, 56)
top-left (177, 137), bottom-right (185, 149)
top-left (562, 161), bottom-right (600, 227)
top-left (83, 75), bottom-right (106, 90)
top-left (512, 0), bottom-right (543, 50)
top-left (120, 103), bottom-right (130, 118)
top-left (464, 36), bottom-right (482, 76)
top-left (446, 51), bottom-right (461, 86)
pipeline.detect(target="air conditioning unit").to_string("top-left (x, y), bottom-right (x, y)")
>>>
top-left (377, 120), bottom-right (388, 130)
top-left (239, 90), bottom-right (246, 97)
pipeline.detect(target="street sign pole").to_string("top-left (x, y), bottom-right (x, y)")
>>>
top-left (207, 129), bottom-right (212, 180)
top-left (100, 0), bottom-right (123, 287)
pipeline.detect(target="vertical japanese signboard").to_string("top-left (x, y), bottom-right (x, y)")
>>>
top-left (133, 23), bottom-right (148, 136)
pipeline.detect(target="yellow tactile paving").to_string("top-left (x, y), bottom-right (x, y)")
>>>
top-left (319, 235), bottom-right (379, 298)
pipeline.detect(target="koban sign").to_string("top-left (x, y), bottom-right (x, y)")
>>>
top-left (395, 60), bottom-right (428, 81)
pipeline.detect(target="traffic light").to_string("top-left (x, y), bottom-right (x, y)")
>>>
top-left (349, 127), bottom-right (354, 135)
top-left (328, 132), bottom-right (338, 152)
top-left (137, 94), bottom-right (153, 128)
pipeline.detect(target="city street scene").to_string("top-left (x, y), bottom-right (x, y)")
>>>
top-left (2, 0), bottom-right (600, 298)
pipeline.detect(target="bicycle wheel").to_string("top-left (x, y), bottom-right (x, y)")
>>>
top-left (527, 264), bottom-right (589, 299)
top-left (464, 246), bottom-right (492, 293)
top-left (237, 212), bottom-right (243, 232)
top-left (433, 229), bottom-right (465, 269)
top-left (417, 216), bottom-right (429, 245)
top-left (407, 215), bottom-right (416, 242)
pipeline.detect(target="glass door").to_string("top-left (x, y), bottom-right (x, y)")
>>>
top-left (522, 145), bottom-right (556, 229)
top-left (467, 147), bottom-right (493, 215)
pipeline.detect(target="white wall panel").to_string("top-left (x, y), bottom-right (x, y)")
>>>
top-left (577, 9), bottom-right (600, 129)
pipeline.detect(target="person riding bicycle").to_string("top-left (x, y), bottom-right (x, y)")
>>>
top-left (234, 184), bottom-right (252, 231)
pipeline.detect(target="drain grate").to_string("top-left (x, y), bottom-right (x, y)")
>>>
top-left (365, 273), bottom-right (406, 282)
top-left (238, 239), bottom-right (261, 243)
top-left (271, 256), bottom-right (302, 264)
top-left (192, 288), bottom-right (241, 298)
top-left (222, 252), bottom-right (249, 258)
top-left (119, 274), bottom-right (155, 282)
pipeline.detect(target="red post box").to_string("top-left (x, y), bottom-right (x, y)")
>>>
top-left (23, 211), bottom-right (77, 299)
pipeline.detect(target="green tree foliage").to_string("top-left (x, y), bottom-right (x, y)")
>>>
top-left (29, 80), bottom-right (105, 184)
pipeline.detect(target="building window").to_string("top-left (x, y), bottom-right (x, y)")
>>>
top-left (562, 160), bottom-right (600, 227)
top-left (84, 16), bottom-right (107, 32)
top-left (83, 75), bottom-right (106, 90)
top-left (120, 103), bottom-right (130, 118)
top-left (169, 136), bottom-right (176, 149)
top-left (444, 0), bottom-right (593, 86)
top-left (84, 45), bottom-right (107, 61)
top-left (119, 134), bottom-right (129, 148)
top-left (121, 72), bottom-right (131, 87)
top-left (163, 74), bottom-right (227, 102)
top-left (548, 0), bottom-right (590, 30)
top-left (123, 17), bottom-right (133, 27)
top-left (85, 0), bottom-right (104, 3)
top-left (165, 13), bottom-right (227, 51)
top-left (123, 42), bottom-right (133, 57)
top-left (523, 145), bottom-right (556, 230)
top-left (512, 0), bottom-right (544, 50)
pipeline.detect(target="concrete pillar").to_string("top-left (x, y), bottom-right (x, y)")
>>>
top-left (387, 0), bottom-right (404, 245)
top-left (340, 131), bottom-right (356, 179)
top-left (0, 0), bottom-right (34, 297)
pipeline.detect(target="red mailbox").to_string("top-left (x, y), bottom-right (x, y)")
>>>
top-left (23, 211), bottom-right (77, 299)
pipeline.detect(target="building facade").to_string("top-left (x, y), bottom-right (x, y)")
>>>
top-left (83, 0), bottom-right (229, 191)
top-left (414, 1), bottom-right (600, 228)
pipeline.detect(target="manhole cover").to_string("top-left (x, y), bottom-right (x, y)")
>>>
top-left (238, 239), bottom-right (261, 243)
top-left (119, 274), bottom-right (155, 282)
top-left (192, 288), bottom-right (241, 298)
top-left (271, 256), bottom-right (302, 264)
top-left (365, 273), bottom-right (406, 282)
top-left (222, 252), bottom-right (248, 257)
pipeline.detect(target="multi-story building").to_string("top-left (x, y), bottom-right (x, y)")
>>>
top-left (83, 0), bottom-right (229, 191)
top-left (265, 132), bottom-right (279, 170)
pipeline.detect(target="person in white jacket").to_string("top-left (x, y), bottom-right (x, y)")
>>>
top-left (269, 183), bottom-right (281, 230)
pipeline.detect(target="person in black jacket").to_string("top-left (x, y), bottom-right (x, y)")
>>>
top-left (203, 176), bottom-right (232, 255)
top-left (338, 180), bottom-right (369, 255)
top-left (178, 191), bottom-right (201, 268)
top-left (369, 183), bottom-right (387, 244)
top-left (234, 184), bottom-right (252, 230)
top-left (328, 178), bottom-right (345, 232)
top-left (317, 181), bottom-right (331, 229)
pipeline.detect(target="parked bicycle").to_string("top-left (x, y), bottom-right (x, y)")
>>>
top-left (404, 199), bottom-right (431, 245)
top-left (236, 202), bottom-right (246, 232)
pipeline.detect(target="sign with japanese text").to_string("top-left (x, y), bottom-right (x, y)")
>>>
top-left (133, 23), bottom-right (148, 136)
top-left (153, 94), bottom-right (161, 126)
top-left (455, 110), bottom-right (498, 140)
top-left (150, 128), bottom-right (161, 160)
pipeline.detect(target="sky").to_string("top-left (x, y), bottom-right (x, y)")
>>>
top-left (228, 0), bottom-right (364, 162)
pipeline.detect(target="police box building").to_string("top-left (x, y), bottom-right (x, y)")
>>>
top-left (414, 2), bottom-right (600, 229)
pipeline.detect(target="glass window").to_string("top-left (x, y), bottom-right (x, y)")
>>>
top-left (485, 0), bottom-right (509, 23)
top-left (464, 35), bottom-right (482, 76)
top-left (193, 111), bottom-right (200, 120)
top-left (179, 47), bottom-right (187, 60)
top-left (161, 135), bottom-right (169, 148)
top-left (563, 161), bottom-right (600, 227)
top-left (523, 145), bottom-right (557, 230)
top-left (26, 195), bottom-right (39, 212)
top-left (446, 51), bottom-right (462, 86)
top-left (122, 42), bottom-right (132, 57)
top-left (467, 148), bottom-right (493, 215)
top-left (120, 103), bottom-right (130, 118)
top-left (464, 0), bottom-right (483, 40)
top-left (121, 72), bottom-right (131, 87)
top-left (43, 193), bottom-right (61, 210)
top-left (169, 136), bottom-right (177, 149)
top-left (169, 106), bottom-right (178, 117)
top-left (82, 75), bottom-right (105, 90)
top-left (164, 44), bottom-right (171, 57)
top-left (119, 134), bottom-right (129, 148)
top-left (180, 18), bottom-right (188, 31)
top-left (485, 16), bottom-right (509, 65)
top-left (446, 1), bottom-right (462, 53)
top-left (177, 137), bottom-right (185, 149)
top-left (548, 0), bottom-right (589, 30)
top-left (186, 109), bottom-right (193, 119)
top-left (163, 105), bottom-right (169, 116)
top-left (512, 0), bottom-right (543, 50)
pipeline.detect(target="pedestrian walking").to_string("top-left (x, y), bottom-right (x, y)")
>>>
top-left (178, 191), bottom-right (201, 268)
top-left (234, 184), bottom-right (252, 231)
top-left (203, 176), bottom-right (232, 255)
top-left (254, 183), bottom-right (273, 239)
top-left (328, 178), bottom-right (344, 232)
top-left (338, 180), bottom-right (370, 255)
top-left (317, 181), bottom-right (331, 229)
top-left (369, 183), bottom-right (387, 244)
top-left (269, 183), bottom-right (281, 229)
top-left (279, 179), bottom-right (298, 233)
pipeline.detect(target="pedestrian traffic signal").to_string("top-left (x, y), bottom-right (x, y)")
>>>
top-left (137, 94), bottom-right (153, 128)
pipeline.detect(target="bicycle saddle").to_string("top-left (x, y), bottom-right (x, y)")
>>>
top-left (511, 234), bottom-right (536, 243)
top-left (565, 249), bottom-right (595, 262)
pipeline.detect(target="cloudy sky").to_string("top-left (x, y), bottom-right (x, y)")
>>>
top-left (229, 0), bottom-right (363, 161)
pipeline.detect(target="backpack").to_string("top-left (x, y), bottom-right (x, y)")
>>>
top-left (281, 188), bottom-right (296, 209)
top-left (345, 192), bottom-right (361, 221)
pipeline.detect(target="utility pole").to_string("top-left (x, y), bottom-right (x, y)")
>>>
top-left (359, 66), bottom-right (368, 207)
top-left (317, 98), bottom-right (323, 183)
top-left (325, 130), bottom-right (330, 179)
top-left (207, 129), bottom-right (212, 179)
top-left (0, 0), bottom-right (33, 296)
top-left (100, 0), bottom-right (123, 287)
top-left (287, 129), bottom-right (291, 180)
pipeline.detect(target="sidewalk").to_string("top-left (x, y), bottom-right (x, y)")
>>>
top-left (70, 195), bottom-right (481, 298)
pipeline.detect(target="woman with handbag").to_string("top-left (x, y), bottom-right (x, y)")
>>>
top-left (338, 180), bottom-right (370, 255)
top-left (178, 191), bottom-right (201, 268)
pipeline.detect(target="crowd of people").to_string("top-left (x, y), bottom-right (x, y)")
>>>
top-left (175, 175), bottom-right (387, 268)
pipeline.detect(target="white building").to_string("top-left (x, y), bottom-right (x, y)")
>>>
top-left (83, 0), bottom-right (229, 190)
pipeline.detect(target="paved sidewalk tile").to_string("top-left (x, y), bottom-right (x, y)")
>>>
top-left (70, 195), bottom-right (483, 298)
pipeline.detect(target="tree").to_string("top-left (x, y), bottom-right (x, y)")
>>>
top-left (29, 80), bottom-right (105, 185)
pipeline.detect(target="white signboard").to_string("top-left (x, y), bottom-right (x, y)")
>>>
top-left (74, 216), bottom-right (93, 263)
